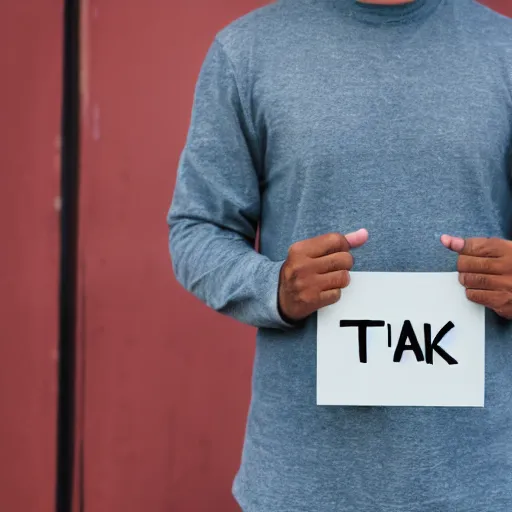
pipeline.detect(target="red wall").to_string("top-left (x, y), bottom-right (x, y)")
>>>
top-left (76, 1), bottom-right (268, 511)
top-left (487, 0), bottom-right (512, 15)
top-left (0, 2), bottom-right (63, 511)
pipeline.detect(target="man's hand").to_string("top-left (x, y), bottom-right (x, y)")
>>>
top-left (278, 229), bottom-right (369, 323)
top-left (441, 234), bottom-right (512, 319)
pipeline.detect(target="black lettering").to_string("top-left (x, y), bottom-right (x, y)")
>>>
top-left (424, 322), bottom-right (458, 365)
top-left (387, 323), bottom-right (392, 348)
top-left (393, 320), bottom-right (425, 363)
top-left (339, 320), bottom-right (386, 363)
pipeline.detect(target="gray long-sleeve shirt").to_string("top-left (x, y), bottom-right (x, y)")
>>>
top-left (168, 1), bottom-right (512, 510)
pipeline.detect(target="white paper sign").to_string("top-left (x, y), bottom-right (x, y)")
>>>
top-left (317, 272), bottom-right (485, 407)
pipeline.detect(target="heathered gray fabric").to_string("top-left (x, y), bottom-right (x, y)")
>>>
top-left (168, 1), bottom-right (512, 510)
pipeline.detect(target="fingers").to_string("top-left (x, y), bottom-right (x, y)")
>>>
top-left (290, 233), bottom-right (351, 258)
top-left (314, 252), bottom-right (354, 274)
top-left (441, 235), bottom-right (506, 257)
top-left (442, 234), bottom-right (511, 282)
top-left (318, 288), bottom-right (342, 309)
top-left (445, 237), bottom-right (512, 318)
top-left (457, 255), bottom-right (504, 275)
top-left (345, 228), bottom-right (369, 249)
top-left (278, 229), bottom-right (367, 322)
top-left (440, 234), bottom-right (465, 253)
top-left (462, 237), bottom-right (508, 257)
top-left (290, 229), bottom-right (368, 258)
top-left (465, 289), bottom-right (512, 311)
top-left (317, 270), bottom-right (350, 291)
top-left (459, 273), bottom-right (508, 291)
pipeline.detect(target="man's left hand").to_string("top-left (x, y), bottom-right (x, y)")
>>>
top-left (441, 234), bottom-right (512, 319)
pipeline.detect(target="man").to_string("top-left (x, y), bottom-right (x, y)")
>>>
top-left (168, 0), bottom-right (512, 510)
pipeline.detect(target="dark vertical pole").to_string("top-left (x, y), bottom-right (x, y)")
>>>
top-left (57, 0), bottom-right (80, 510)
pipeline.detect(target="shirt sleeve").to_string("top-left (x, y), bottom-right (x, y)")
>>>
top-left (167, 38), bottom-right (295, 330)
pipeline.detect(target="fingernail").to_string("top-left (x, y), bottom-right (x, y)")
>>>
top-left (451, 237), bottom-right (465, 252)
top-left (440, 234), bottom-right (450, 247)
top-left (441, 234), bottom-right (465, 253)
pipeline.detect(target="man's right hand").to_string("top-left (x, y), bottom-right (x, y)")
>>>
top-left (278, 229), bottom-right (369, 323)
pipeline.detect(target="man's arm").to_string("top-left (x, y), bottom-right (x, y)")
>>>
top-left (167, 38), bottom-right (294, 329)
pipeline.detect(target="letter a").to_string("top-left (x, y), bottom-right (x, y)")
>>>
top-left (393, 320), bottom-right (425, 363)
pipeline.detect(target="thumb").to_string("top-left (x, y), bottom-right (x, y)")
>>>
top-left (440, 234), bottom-right (465, 253)
top-left (345, 228), bottom-right (369, 249)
